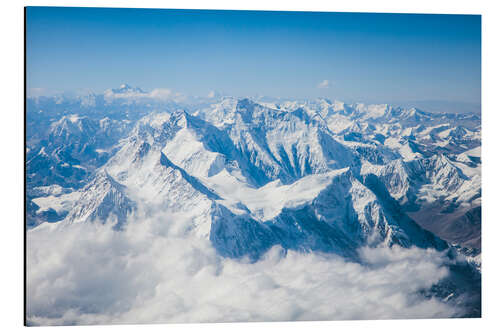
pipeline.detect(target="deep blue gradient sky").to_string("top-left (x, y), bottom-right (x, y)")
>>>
top-left (26, 7), bottom-right (481, 105)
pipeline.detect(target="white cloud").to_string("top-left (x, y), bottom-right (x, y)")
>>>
top-left (149, 88), bottom-right (173, 100)
top-left (26, 207), bottom-right (469, 326)
top-left (317, 79), bottom-right (330, 89)
top-left (28, 87), bottom-right (58, 98)
top-left (28, 88), bottom-right (46, 97)
top-left (103, 87), bottom-right (186, 103)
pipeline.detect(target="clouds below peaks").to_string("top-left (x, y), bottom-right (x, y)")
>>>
top-left (103, 87), bottom-right (186, 102)
top-left (27, 212), bottom-right (461, 326)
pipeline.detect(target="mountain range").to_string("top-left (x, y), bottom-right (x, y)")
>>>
top-left (26, 85), bottom-right (482, 317)
top-left (27, 87), bottom-right (481, 254)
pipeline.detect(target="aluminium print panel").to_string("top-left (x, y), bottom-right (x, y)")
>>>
top-left (25, 6), bottom-right (481, 326)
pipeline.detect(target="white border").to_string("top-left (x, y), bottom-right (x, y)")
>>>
top-left (1, 0), bottom-right (499, 332)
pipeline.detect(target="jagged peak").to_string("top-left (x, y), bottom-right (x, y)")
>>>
top-left (111, 83), bottom-right (145, 94)
top-left (88, 170), bottom-right (127, 192)
top-left (49, 114), bottom-right (97, 138)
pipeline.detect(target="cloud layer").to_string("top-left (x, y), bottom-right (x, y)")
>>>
top-left (103, 87), bottom-right (186, 103)
top-left (27, 212), bottom-right (461, 326)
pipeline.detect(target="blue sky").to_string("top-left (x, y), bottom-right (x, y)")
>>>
top-left (26, 7), bottom-right (481, 106)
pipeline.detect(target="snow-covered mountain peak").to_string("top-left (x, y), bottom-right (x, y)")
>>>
top-left (128, 111), bottom-right (191, 148)
top-left (49, 114), bottom-right (98, 140)
top-left (111, 83), bottom-right (145, 94)
top-left (63, 171), bottom-right (135, 228)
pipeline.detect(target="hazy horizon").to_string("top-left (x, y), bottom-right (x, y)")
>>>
top-left (26, 7), bottom-right (481, 109)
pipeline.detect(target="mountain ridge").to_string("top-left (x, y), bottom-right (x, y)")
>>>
top-left (26, 89), bottom-right (481, 257)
